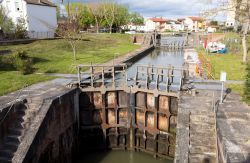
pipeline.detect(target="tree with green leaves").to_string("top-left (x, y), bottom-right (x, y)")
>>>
top-left (15, 18), bottom-right (27, 39)
top-left (87, 2), bottom-right (105, 33)
top-left (114, 4), bottom-right (129, 31)
top-left (0, 6), bottom-right (14, 35)
top-left (79, 5), bottom-right (94, 29)
top-left (129, 12), bottom-right (144, 25)
top-left (66, 3), bottom-right (94, 29)
top-left (103, 1), bottom-right (118, 33)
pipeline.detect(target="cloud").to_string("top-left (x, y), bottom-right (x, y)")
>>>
top-left (52, 0), bottom-right (223, 20)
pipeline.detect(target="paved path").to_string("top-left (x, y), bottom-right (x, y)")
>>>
top-left (217, 93), bottom-right (250, 162)
top-left (176, 90), bottom-right (219, 163)
top-left (0, 78), bottom-right (76, 110)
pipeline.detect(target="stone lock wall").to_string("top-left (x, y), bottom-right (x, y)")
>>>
top-left (23, 90), bottom-right (79, 163)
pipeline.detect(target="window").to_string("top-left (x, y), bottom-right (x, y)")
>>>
top-left (15, 1), bottom-right (20, 12)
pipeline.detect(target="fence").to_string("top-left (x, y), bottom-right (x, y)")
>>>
top-left (27, 31), bottom-right (55, 39)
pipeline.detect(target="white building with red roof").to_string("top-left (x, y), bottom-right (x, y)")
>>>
top-left (0, 0), bottom-right (57, 38)
top-left (184, 16), bottom-right (206, 32)
top-left (145, 17), bottom-right (167, 32)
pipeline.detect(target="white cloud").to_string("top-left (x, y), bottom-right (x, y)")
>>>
top-left (52, 0), bottom-right (224, 20)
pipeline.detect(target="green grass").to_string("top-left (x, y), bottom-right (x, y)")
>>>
top-left (226, 83), bottom-right (244, 96)
top-left (0, 71), bottom-right (55, 96)
top-left (0, 34), bottom-right (140, 95)
top-left (197, 32), bottom-right (250, 96)
top-left (206, 53), bottom-right (247, 80)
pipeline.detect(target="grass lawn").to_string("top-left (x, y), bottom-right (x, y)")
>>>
top-left (197, 32), bottom-right (250, 96)
top-left (0, 34), bottom-right (140, 95)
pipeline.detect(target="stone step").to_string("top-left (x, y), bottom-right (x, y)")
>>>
top-left (6, 135), bottom-right (21, 144)
top-left (0, 149), bottom-right (14, 159)
top-left (4, 141), bottom-right (19, 152)
top-left (0, 156), bottom-right (12, 163)
top-left (27, 103), bottom-right (41, 111)
top-left (26, 97), bottom-right (43, 104)
top-left (15, 117), bottom-right (25, 123)
top-left (13, 122), bottom-right (25, 129)
top-left (16, 109), bottom-right (26, 116)
top-left (8, 128), bottom-right (23, 136)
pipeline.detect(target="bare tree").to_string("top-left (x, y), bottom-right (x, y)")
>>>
top-left (57, 20), bottom-right (81, 61)
top-left (102, 1), bottom-right (117, 34)
top-left (87, 2), bottom-right (104, 33)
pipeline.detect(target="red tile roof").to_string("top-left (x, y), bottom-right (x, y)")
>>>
top-left (188, 16), bottom-right (204, 22)
top-left (149, 18), bottom-right (167, 23)
top-left (25, 0), bottom-right (57, 7)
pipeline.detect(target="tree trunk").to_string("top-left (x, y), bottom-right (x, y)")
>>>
top-left (96, 23), bottom-right (99, 34)
top-left (242, 22), bottom-right (249, 64)
top-left (73, 46), bottom-right (76, 61)
top-left (70, 41), bottom-right (77, 61)
top-left (242, 33), bottom-right (247, 64)
top-left (109, 25), bottom-right (112, 34)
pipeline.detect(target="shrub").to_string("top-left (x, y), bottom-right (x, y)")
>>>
top-left (13, 50), bottom-right (34, 75)
top-left (244, 63), bottom-right (250, 105)
top-left (14, 18), bottom-right (27, 39)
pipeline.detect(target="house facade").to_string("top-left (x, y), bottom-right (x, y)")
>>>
top-left (145, 17), bottom-right (167, 32)
top-left (165, 20), bottom-right (185, 32)
top-left (0, 0), bottom-right (57, 38)
top-left (184, 17), bottom-right (205, 32)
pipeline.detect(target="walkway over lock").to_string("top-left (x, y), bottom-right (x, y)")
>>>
top-left (77, 64), bottom-right (189, 96)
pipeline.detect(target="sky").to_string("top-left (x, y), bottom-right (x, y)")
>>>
top-left (52, 0), bottom-right (225, 20)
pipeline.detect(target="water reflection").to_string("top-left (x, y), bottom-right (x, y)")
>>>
top-left (78, 151), bottom-right (173, 163)
top-left (127, 47), bottom-right (184, 85)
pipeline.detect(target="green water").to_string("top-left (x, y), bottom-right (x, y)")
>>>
top-left (78, 151), bottom-right (173, 163)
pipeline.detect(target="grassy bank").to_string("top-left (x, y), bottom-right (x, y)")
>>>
top-left (197, 32), bottom-right (250, 96)
top-left (0, 34), bottom-right (140, 95)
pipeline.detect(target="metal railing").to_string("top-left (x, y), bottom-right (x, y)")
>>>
top-left (27, 31), bottom-right (55, 39)
top-left (77, 64), bottom-right (128, 88)
top-left (77, 64), bottom-right (189, 92)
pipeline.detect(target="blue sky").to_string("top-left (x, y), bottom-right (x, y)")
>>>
top-left (52, 0), bottom-right (224, 20)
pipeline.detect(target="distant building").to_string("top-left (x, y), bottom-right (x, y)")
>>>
top-left (145, 17), bottom-right (167, 32)
top-left (0, 0), bottom-right (57, 38)
top-left (184, 17), bottom-right (206, 32)
top-left (127, 24), bottom-right (146, 32)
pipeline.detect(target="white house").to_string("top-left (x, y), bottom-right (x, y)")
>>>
top-left (127, 24), bottom-right (146, 32)
top-left (145, 17), bottom-right (167, 32)
top-left (0, 0), bottom-right (57, 39)
top-left (164, 20), bottom-right (185, 32)
top-left (184, 17), bottom-right (205, 32)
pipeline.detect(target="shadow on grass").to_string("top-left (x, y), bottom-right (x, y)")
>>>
top-left (0, 50), bottom-right (12, 56)
top-left (44, 70), bottom-right (58, 73)
top-left (32, 57), bottom-right (49, 64)
top-left (0, 56), bottom-right (15, 71)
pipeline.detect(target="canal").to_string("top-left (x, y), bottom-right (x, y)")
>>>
top-left (78, 151), bottom-right (172, 163)
top-left (78, 36), bottom-right (185, 163)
